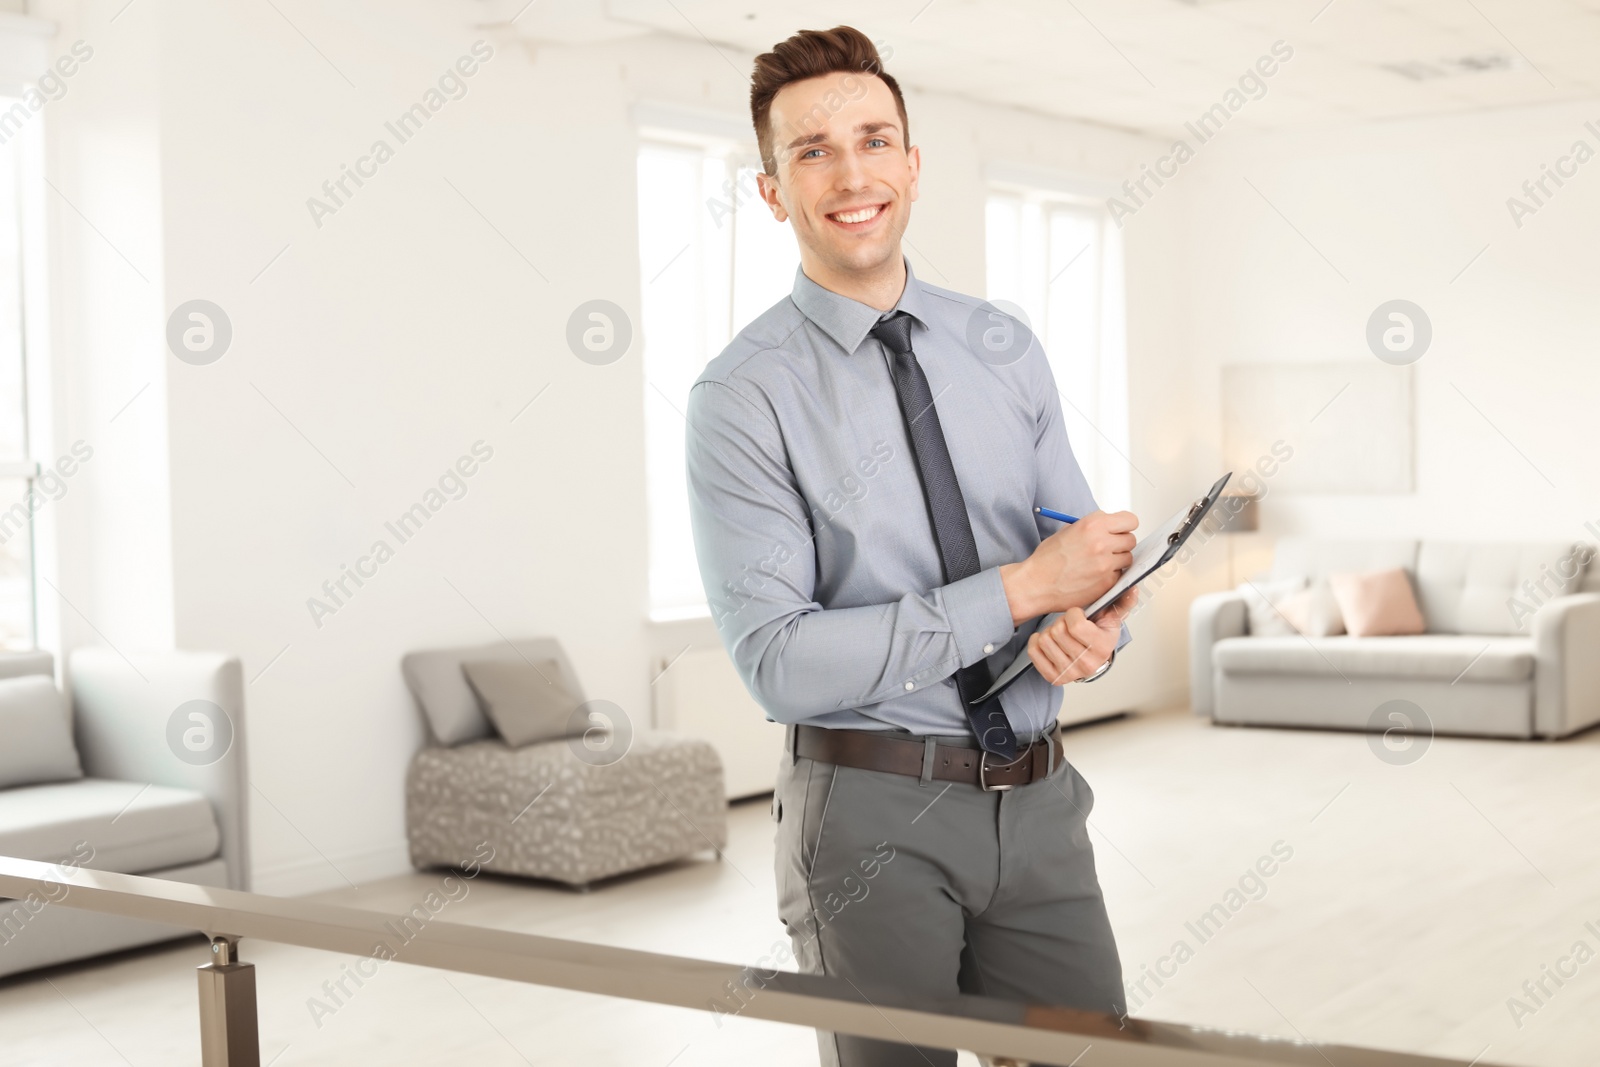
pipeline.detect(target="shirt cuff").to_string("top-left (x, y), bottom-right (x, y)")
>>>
top-left (945, 566), bottom-right (1017, 670)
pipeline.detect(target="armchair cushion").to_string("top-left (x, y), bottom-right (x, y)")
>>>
top-left (0, 778), bottom-right (219, 872)
top-left (402, 637), bottom-right (585, 746)
top-left (461, 657), bottom-right (584, 747)
top-left (0, 675), bottom-right (83, 789)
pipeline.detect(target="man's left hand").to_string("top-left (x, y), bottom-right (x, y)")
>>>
top-left (1026, 586), bottom-right (1137, 685)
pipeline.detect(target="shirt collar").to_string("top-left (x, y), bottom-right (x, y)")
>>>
top-left (790, 255), bottom-right (933, 355)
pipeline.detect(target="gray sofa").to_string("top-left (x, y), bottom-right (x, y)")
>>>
top-left (1190, 539), bottom-right (1600, 739)
top-left (0, 648), bottom-right (248, 979)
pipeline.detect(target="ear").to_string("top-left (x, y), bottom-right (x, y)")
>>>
top-left (906, 143), bottom-right (921, 204)
top-left (756, 170), bottom-right (789, 223)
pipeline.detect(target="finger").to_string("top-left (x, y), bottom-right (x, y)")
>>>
top-left (1064, 610), bottom-right (1103, 650)
top-left (1038, 627), bottom-right (1089, 683)
top-left (1103, 510), bottom-right (1139, 533)
top-left (1045, 623), bottom-right (1093, 677)
top-left (1029, 632), bottom-right (1071, 684)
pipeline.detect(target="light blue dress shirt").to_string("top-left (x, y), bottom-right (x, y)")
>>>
top-left (685, 256), bottom-right (1128, 739)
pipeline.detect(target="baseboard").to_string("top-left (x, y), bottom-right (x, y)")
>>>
top-left (250, 839), bottom-right (413, 897)
top-left (1059, 686), bottom-right (1191, 727)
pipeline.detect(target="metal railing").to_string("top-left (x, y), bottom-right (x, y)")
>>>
top-left (0, 856), bottom-right (1502, 1067)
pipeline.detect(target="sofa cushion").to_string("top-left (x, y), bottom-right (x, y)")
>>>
top-left (0, 675), bottom-right (84, 789)
top-left (1214, 634), bottom-right (1534, 682)
top-left (0, 779), bottom-right (221, 873)
top-left (1416, 541), bottom-right (1585, 635)
top-left (402, 638), bottom-right (586, 746)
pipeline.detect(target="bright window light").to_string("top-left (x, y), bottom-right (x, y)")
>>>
top-left (637, 138), bottom-right (799, 619)
top-left (985, 187), bottom-right (1131, 513)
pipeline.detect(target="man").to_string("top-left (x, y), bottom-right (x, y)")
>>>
top-left (685, 25), bottom-right (1139, 1067)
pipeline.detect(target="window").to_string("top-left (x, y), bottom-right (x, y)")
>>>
top-left (985, 186), bottom-right (1130, 512)
top-left (637, 133), bottom-right (799, 619)
top-left (0, 101), bottom-right (35, 649)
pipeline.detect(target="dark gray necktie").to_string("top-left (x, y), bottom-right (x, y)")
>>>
top-left (871, 311), bottom-right (1019, 761)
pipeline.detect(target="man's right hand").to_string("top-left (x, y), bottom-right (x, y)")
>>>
top-left (999, 510), bottom-right (1138, 625)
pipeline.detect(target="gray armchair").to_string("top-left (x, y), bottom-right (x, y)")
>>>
top-left (0, 647), bottom-right (248, 979)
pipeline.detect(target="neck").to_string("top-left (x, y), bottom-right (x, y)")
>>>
top-left (800, 249), bottom-right (907, 311)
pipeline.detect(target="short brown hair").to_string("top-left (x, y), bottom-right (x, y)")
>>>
top-left (750, 26), bottom-right (907, 177)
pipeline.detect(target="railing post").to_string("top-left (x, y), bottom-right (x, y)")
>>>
top-left (197, 935), bottom-right (260, 1067)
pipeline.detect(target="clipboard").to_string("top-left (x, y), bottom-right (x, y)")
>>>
top-left (972, 472), bottom-right (1234, 704)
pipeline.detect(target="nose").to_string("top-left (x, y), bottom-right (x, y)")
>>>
top-left (834, 145), bottom-right (871, 192)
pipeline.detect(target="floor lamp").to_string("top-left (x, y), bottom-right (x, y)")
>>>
top-left (1216, 492), bottom-right (1260, 588)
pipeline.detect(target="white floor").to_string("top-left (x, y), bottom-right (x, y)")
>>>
top-left (2, 707), bottom-right (1597, 1066)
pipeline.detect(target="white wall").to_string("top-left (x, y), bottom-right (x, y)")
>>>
top-left (34, 1), bottom-right (1188, 893)
top-left (1151, 101), bottom-right (1600, 575)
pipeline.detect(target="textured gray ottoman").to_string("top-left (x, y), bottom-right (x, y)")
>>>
top-left (400, 637), bottom-right (728, 887)
top-left (405, 730), bottom-right (727, 887)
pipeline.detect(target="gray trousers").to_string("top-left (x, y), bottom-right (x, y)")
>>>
top-left (773, 725), bottom-right (1125, 1067)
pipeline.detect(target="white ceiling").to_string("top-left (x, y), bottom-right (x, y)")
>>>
top-left (482, 0), bottom-right (1600, 137)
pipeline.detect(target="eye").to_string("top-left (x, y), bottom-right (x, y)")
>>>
top-left (867, 137), bottom-right (888, 148)
top-left (802, 147), bottom-right (825, 159)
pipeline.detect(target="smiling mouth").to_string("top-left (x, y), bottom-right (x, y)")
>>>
top-left (826, 202), bottom-right (887, 228)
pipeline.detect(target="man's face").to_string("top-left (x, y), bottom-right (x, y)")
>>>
top-left (759, 72), bottom-right (919, 277)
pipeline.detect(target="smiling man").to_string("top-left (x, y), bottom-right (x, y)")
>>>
top-left (685, 26), bottom-right (1139, 1067)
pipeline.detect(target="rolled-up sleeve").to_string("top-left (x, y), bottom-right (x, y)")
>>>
top-left (686, 379), bottom-right (1016, 723)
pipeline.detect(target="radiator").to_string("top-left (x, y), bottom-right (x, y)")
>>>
top-left (653, 646), bottom-right (786, 800)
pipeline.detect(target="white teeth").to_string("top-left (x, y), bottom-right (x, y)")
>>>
top-left (832, 205), bottom-right (882, 224)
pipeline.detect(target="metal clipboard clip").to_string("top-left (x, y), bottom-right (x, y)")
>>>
top-left (1168, 497), bottom-right (1209, 546)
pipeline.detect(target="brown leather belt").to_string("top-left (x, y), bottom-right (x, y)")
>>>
top-left (794, 723), bottom-right (1061, 791)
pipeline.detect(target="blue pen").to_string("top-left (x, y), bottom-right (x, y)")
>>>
top-left (1035, 507), bottom-right (1079, 524)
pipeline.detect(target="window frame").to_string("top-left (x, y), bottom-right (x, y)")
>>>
top-left (0, 106), bottom-right (38, 650)
top-left (984, 177), bottom-right (1132, 514)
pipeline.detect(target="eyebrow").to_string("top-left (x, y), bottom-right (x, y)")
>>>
top-left (784, 120), bottom-right (900, 153)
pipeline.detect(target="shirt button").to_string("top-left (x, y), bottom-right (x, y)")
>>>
top-left (983, 643), bottom-right (995, 654)
top-left (904, 681), bottom-right (915, 691)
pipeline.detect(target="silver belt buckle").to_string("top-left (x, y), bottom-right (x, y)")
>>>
top-left (978, 749), bottom-right (1019, 792)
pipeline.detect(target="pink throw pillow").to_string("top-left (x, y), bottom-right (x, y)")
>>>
top-left (1327, 568), bottom-right (1425, 637)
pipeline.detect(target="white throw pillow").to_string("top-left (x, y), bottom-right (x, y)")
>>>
top-left (0, 674), bottom-right (84, 789)
top-left (1237, 576), bottom-right (1308, 637)
top-left (1278, 579), bottom-right (1347, 638)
